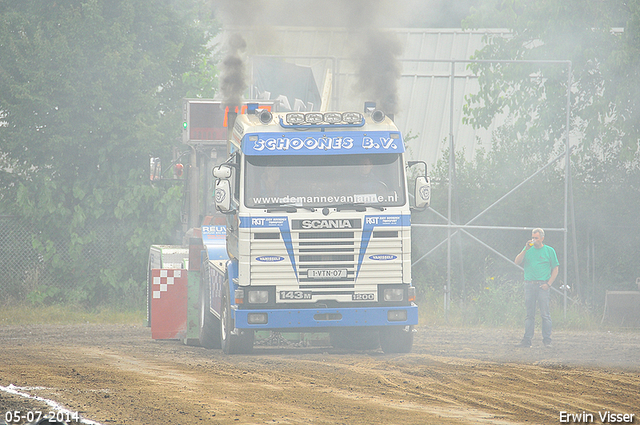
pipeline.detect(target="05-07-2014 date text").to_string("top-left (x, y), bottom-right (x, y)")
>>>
top-left (4, 410), bottom-right (80, 424)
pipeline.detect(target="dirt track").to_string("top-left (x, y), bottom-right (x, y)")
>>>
top-left (1, 324), bottom-right (639, 425)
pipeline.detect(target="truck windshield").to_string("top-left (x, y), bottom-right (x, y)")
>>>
top-left (245, 153), bottom-right (406, 208)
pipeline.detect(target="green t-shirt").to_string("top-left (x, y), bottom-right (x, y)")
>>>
top-left (522, 245), bottom-right (559, 281)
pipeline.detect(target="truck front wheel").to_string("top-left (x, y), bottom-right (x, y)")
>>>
top-left (199, 279), bottom-right (221, 349)
top-left (379, 325), bottom-right (414, 354)
top-left (220, 290), bottom-right (254, 354)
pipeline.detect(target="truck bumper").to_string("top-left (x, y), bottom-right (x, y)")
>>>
top-left (234, 304), bottom-right (418, 330)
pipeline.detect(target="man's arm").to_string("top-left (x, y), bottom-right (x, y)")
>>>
top-left (541, 266), bottom-right (559, 290)
top-left (514, 246), bottom-right (530, 265)
top-left (547, 266), bottom-right (559, 286)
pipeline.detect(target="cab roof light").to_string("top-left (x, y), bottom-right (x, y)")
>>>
top-left (305, 112), bottom-right (323, 124)
top-left (280, 111), bottom-right (365, 128)
top-left (286, 113), bottom-right (305, 125)
top-left (342, 112), bottom-right (364, 124)
top-left (323, 112), bottom-right (342, 124)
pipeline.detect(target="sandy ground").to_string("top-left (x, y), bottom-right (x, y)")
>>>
top-left (1, 324), bottom-right (639, 425)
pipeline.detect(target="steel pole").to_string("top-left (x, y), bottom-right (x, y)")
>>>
top-left (563, 62), bottom-right (572, 318)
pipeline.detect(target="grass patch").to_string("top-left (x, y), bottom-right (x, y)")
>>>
top-left (0, 304), bottom-right (145, 326)
top-left (417, 283), bottom-right (607, 331)
top-left (550, 303), bottom-right (602, 331)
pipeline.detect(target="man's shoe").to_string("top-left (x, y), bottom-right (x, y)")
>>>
top-left (516, 340), bottom-right (532, 348)
top-left (543, 339), bottom-right (552, 348)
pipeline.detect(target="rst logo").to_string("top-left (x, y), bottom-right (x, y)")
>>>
top-left (292, 219), bottom-right (361, 230)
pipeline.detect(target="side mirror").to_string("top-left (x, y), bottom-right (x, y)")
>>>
top-left (414, 176), bottom-right (431, 209)
top-left (215, 179), bottom-right (232, 212)
top-left (212, 165), bottom-right (232, 179)
top-left (407, 160), bottom-right (430, 210)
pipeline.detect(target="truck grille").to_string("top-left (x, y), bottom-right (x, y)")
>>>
top-left (249, 225), bottom-right (404, 288)
top-left (298, 231), bottom-right (356, 286)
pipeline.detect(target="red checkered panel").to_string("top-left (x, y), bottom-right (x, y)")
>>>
top-left (150, 269), bottom-right (188, 340)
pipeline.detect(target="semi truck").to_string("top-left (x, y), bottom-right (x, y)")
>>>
top-left (148, 100), bottom-right (430, 354)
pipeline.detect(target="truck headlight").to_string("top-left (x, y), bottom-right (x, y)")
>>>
top-left (247, 290), bottom-right (269, 304)
top-left (384, 288), bottom-right (404, 302)
top-left (388, 310), bottom-right (408, 322)
top-left (247, 313), bottom-right (268, 324)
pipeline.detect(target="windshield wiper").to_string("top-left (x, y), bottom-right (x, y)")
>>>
top-left (260, 202), bottom-right (298, 213)
top-left (333, 202), bottom-right (384, 212)
top-left (259, 203), bottom-right (316, 213)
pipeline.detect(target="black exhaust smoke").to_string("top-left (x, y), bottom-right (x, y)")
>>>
top-left (355, 29), bottom-right (402, 115)
top-left (220, 32), bottom-right (247, 111)
top-left (214, 0), bottom-right (403, 115)
top-left (346, 0), bottom-right (403, 115)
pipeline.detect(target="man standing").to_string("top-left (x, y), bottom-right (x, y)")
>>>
top-left (514, 228), bottom-right (559, 348)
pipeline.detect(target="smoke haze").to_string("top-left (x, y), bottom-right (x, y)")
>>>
top-left (214, 0), bottom-right (262, 108)
top-left (220, 32), bottom-right (247, 109)
top-left (213, 0), bottom-right (412, 113)
top-left (346, 0), bottom-right (403, 114)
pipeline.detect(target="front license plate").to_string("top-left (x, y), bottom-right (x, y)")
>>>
top-left (307, 269), bottom-right (347, 279)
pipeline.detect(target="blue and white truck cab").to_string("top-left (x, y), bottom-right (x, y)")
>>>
top-left (202, 106), bottom-right (430, 354)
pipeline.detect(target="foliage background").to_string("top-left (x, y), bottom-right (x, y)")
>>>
top-left (0, 0), bottom-right (218, 307)
top-left (1, 0), bottom-right (639, 326)
top-left (411, 0), bottom-right (640, 325)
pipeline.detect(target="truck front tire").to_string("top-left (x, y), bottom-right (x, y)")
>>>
top-left (220, 289), bottom-right (254, 354)
top-left (379, 325), bottom-right (414, 353)
top-left (199, 278), bottom-right (221, 349)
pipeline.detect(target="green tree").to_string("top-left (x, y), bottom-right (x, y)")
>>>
top-left (464, 0), bottom-right (636, 160)
top-left (0, 0), bottom-right (218, 306)
top-left (451, 0), bottom-right (640, 306)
